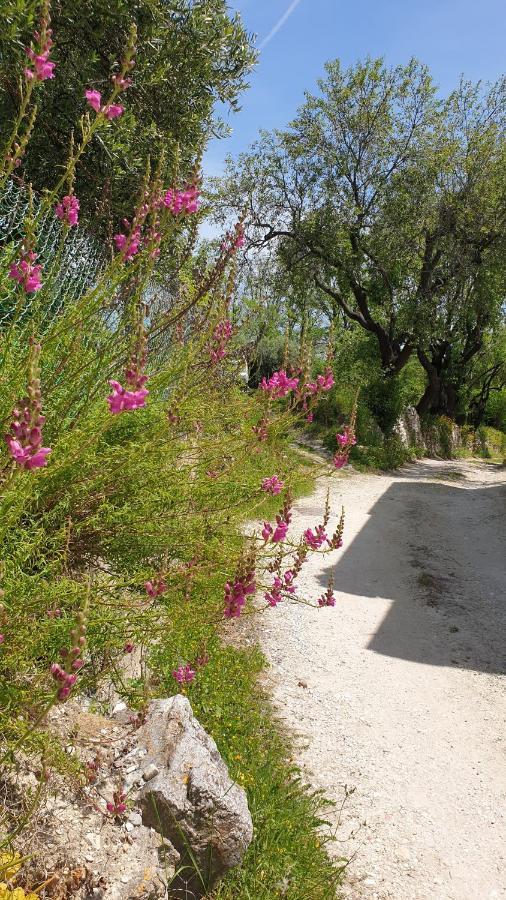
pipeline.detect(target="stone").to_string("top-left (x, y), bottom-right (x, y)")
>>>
top-left (394, 406), bottom-right (424, 450)
top-left (142, 763), bottom-right (159, 782)
top-left (139, 696), bottom-right (253, 897)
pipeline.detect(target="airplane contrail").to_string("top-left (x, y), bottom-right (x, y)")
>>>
top-left (258, 0), bottom-right (304, 50)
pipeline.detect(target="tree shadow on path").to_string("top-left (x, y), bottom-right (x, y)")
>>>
top-left (318, 463), bottom-right (506, 675)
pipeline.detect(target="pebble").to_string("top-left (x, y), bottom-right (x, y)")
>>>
top-left (85, 832), bottom-right (101, 850)
top-left (124, 822), bottom-right (134, 832)
top-left (129, 812), bottom-right (142, 826)
top-left (142, 764), bottom-right (159, 782)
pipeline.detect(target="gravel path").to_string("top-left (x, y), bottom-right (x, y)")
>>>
top-left (261, 458), bottom-right (506, 900)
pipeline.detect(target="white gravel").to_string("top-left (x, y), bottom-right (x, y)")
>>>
top-left (261, 458), bottom-right (506, 900)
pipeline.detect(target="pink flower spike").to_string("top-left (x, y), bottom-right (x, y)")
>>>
top-left (260, 369), bottom-right (299, 400)
top-left (24, 34), bottom-right (55, 82)
top-left (85, 89), bottom-right (102, 112)
top-left (0, 634), bottom-right (4, 645)
top-left (4, 344), bottom-right (51, 471)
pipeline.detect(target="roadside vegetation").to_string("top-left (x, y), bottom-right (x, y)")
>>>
top-left (0, 3), bottom-right (349, 897)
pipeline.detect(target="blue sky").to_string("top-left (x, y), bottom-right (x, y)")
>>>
top-left (205, 0), bottom-right (506, 176)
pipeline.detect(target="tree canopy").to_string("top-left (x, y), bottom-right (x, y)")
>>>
top-left (219, 57), bottom-right (506, 418)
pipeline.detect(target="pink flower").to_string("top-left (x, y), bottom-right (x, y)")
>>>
top-left (25, 54), bottom-right (55, 81)
top-left (107, 380), bottom-right (149, 414)
top-left (272, 518), bottom-right (289, 543)
top-left (123, 642), bottom-right (135, 654)
top-left (220, 221), bottom-right (246, 254)
top-left (336, 427), bottom-right (356, 448)
top-left (114, 224), bottom-right (142, 261)
top-left (223, 573), bottom-right (256, 619)
top-left (85, 89), bottom-right (102, 112)
top-left (144, 578), bottom-right (167, 598)
top-left (333, 423), bottom-right (356, 469)
top-left (163, 185), bottom-right (200, 216)
top-left (9, 250), bottom-right (42, 294)
top-left (318, 584), bottom-right (336, 607)
top-left (306, 412), bottom-right (314, 423)
top-left (173, 664), bottom-right (196, 684)
top-left (304, 526), bottom-right (328, 550)
top-left (262, 522), bottom-right (273, 542)
top-left (260, 370), bottom-right (299, 399)
top-left (55, 194), bottom-right (79, 227)
top-left (51, 607), bottom-right (87, 700)
top-left (106, 790), bottom-right (127, 817)
top-left (85, 90), bottom-right (124, 120)
top-left (284, 570), bottom-right (296, 594)
top-left (0, 634), bottom-right (4, 646)
top-left (316, 371), bottom-right (335, 392)
top-left (233, 222), bottom-right (245, 250)
top-left (50, 663), bottom-right (78, 700)
top-left (265, 591), bottom-right (282, 607)
top-left (112, 74), bottom-right (132, 90)
top-left (262, 476), bottom-right (284, 496)
top-left (107, 324), bottom-right (149, 415)
top-left (104, 103), bottom-right (124, 120)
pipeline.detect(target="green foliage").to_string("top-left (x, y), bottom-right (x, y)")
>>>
top-left (351, 437), bottom-right (417, 472)
top-left (485, 388), bottom-right (506, 431)
top-left (473, 425), bottom-right (506, 459)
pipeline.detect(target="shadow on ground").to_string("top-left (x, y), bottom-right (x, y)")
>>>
top-left (318, 463), bottom-right (506, 675)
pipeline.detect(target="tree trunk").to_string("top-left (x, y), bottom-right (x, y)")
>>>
top-left (416, 346), bottom-right (458, 418)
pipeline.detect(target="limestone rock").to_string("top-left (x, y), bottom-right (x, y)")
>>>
top-left (394, 406), bottom-right (424, 449)
top-left (139, 696), bottom-right (253, 897)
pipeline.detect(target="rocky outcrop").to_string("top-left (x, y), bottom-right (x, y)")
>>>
top-left (395, 407), bottom-right (464, 459)
top-left (139, 696), bottom-right (253, 898)
top-left (394, 406), bottom-right (424, 449)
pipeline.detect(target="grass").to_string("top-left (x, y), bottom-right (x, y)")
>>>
top-left (204, 646), bottom-right (345, 900)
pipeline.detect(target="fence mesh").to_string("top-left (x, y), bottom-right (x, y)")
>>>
top-left (0, 180), bottom-right (107, 332)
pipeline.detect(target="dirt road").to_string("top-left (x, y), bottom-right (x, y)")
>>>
top-left (261, 459), bottom-right (506, 900)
